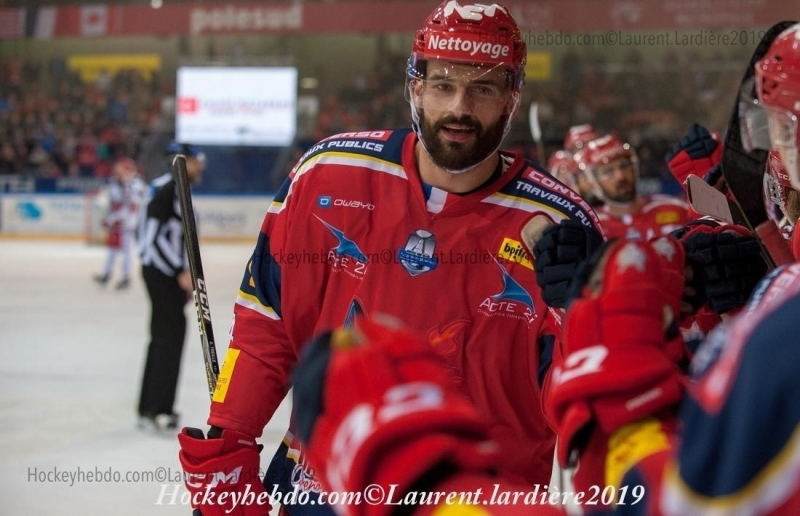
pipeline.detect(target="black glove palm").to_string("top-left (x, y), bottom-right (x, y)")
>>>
top-left (680, 226), bottom-right (768, 314)
top-left (532, 220), bottom-right (604, 309)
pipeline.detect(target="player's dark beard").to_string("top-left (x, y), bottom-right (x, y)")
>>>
top-left (606, 182), bottom-right (636, 204)
top-left (419, 109), bottom-right (506, 172)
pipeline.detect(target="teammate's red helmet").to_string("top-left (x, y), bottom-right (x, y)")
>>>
top-left (564, 125), bottom-right (602, 152)
top-left (756, 24), bottom-right (800, 114)
top-left (577, 135), bottom-right (635, 171)
top-left (547, 149), bottom-right (579, 182)
top-left (408, 1), bottom-right (526, 91)
top-left (575, 135), bottom-right (638, 202)
top-left (755, 23), bottom-right (800, 190)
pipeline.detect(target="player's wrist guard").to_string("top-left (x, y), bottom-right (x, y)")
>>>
top-left (178, 427), bottom-right (269, 516)
top-left (293, 319), bottom-right (499, 516)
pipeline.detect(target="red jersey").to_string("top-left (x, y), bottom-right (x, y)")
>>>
top-left (208, 129), bottom-right (601, 512)
top-left (598, 195), bottom-right (689, 241)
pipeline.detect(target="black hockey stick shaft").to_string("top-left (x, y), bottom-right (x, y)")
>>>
top-left (173, 155), bottom-right (220, 399)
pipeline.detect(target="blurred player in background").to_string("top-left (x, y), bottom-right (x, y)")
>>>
top-left (92, 157), bottom-right (145, 290)
top-left (176, 2), bottom-right (602, 515)
top-left (576, 134), bottom-right (690, 241)
top-left (547, 124), bottom-right (605, 206)
top-left (136, 142), bottom-right (205, 432)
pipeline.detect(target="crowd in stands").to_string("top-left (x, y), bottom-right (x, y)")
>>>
top-left (0, 57), bottom-right (161, 179)
top-left (0, 44), bottom-right (751, 187)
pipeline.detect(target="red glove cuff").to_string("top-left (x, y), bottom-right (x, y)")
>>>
top-left (178, 428), bottom-right (269, 516)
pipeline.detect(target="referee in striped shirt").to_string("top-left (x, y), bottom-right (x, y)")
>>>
top-left (136, 142), bottom-right (205, 432)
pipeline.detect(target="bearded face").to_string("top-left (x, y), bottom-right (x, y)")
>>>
top-left (417, 109), bottom-right (508, 173)
top-left (410, 60), bottom-right (517, 173)
top-left (596, 158), bottom-right (638, 204)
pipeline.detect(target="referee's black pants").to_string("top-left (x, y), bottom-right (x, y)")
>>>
top-left (138, 266), bottom-right (187, 417)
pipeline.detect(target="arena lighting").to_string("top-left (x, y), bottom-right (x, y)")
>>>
top-left (150, 0), bottom-right (163, 9)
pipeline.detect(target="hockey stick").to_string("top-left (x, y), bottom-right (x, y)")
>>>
top-left (719, 20), bottom-right (797, 269)
top-left (173, 154), bottom-right (220, 399)
top-left (529, 102), bottom-right (546, 165)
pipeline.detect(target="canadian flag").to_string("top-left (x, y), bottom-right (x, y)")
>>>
top-left (80, 5), bottom-right (108, 37)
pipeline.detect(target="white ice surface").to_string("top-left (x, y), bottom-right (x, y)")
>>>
top-left (0, 239), bottom-right (291, 515)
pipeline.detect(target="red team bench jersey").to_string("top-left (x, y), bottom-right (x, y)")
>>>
top-left (598, 195), bottom-right (690, 242)
top-left (207, 129), bottom-right (602, 513)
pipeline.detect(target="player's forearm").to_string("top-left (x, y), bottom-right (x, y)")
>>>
top-left (208, 309), bottom-right (296, 437)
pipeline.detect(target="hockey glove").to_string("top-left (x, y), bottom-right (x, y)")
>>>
top-left (530, 219), bottom-right (605, 309)
top-left (293, 319), bottom-right (498, 516)
top-left (665, 123), bottom-right (723, 189)
top-left (178, 427), bottom-right (269, 516)
top-left (547, 240), bottom-right (686, 468)
top-left (676, 222), bottom-right (768, 314)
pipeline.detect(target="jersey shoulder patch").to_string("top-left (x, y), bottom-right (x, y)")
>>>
top-left (489, 162), bottom-right (600, 228)
top-left (292, 128), bottom-right (410, 174)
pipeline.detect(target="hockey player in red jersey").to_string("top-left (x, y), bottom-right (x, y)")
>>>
top-left (575, 134), bottom-right (690, 241)
top-left (177, 2), bottom-right (602, 515)
top-left (286, 24), bottom-right (800, 516)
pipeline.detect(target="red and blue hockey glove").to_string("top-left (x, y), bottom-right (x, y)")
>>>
top-left (530, 219), bottom-right (605, 309)
top-left (293, 318), bottom-right (499, 516)
top-left (674, 222), bottom-right (768, 314)
top-left (178, 427), bottom-right (269, 516)
top-left (665, 123), bottom-right (723, 189)
top-left (546, 239), bottom-right (687, 468)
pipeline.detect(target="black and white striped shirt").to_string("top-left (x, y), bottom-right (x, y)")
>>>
top-left (137, 173), bottom-right (189, 277)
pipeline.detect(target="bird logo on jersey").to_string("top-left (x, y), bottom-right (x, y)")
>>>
top-left (316, 215), bottom-right (368, 278)
top-left (478, 259), bottom-right (535, 324)
top-left (398, 230), bottom-right (439, 276)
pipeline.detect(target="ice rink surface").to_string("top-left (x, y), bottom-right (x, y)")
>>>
top-left (0, 238), bottom-right (291, 515)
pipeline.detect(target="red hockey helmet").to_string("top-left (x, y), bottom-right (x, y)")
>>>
top-left (564, 124), bottom-right (601, 152)
top-left (408, 1), bottom-right (526, 91)
top-left (577, 135), bottom-right (636, 172)
top-left (575, 135), bottom-right (639, 202)
top-left (547, 149), bottom-right (579, 184)
top-left (755, 23), bottom-right (800, 190)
